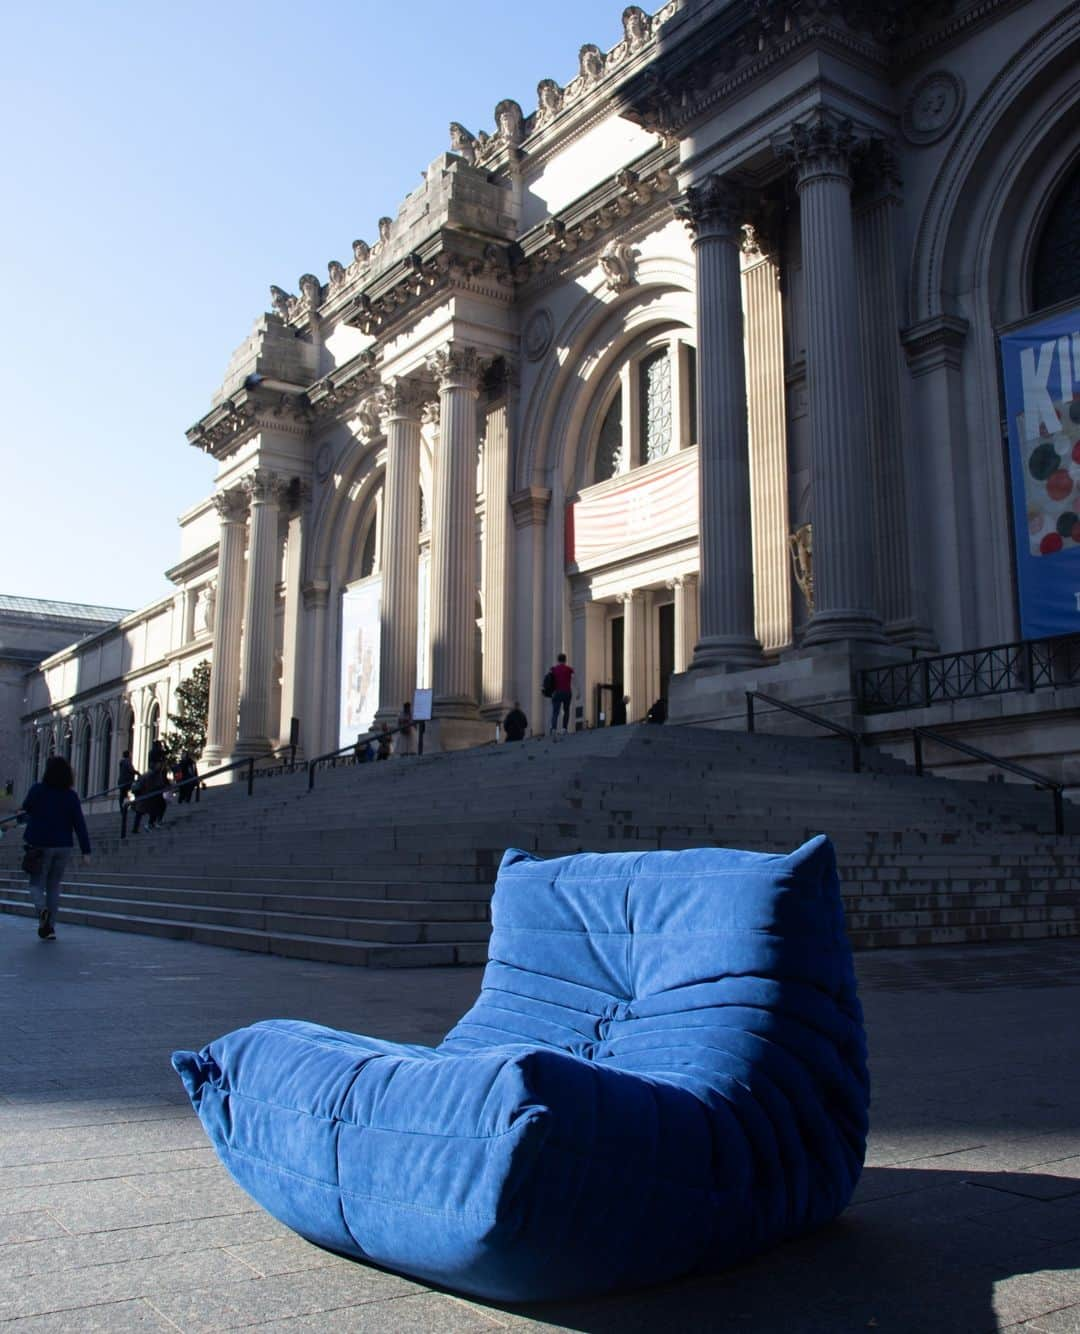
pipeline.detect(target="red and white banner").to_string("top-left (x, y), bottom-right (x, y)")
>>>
top-left (566, 451), bottom-right (698, 567)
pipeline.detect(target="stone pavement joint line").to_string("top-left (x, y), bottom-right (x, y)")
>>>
top-left (1, 915), bottom-right (1079, 1330)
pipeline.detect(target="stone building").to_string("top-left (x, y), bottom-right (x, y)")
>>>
top-left (20, 0), bottom-right (1080, 785)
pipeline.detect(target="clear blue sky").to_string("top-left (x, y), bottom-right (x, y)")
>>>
top-left (2, 1), bottom-right (628, 612)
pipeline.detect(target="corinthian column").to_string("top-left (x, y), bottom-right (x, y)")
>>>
top-left (775, 110), bottom-right (884, 645)
top-left (234, 469), bottom-right (287, 758)
top-left (202, 487), bottom-right (248, 768)
top-left (427, 344), bottom-right (482, 720)
top-left (375, 380), bottom-right (425, 721)
top-left (673, 176), bottom-right (762, 669)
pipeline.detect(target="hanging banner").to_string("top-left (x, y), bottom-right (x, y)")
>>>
top-left (566, 450), bottom-right (698, 569)
top-left (339, 578), bottom-right (381, 748)
top-left (1001, 306), bottom-right (1080, 638)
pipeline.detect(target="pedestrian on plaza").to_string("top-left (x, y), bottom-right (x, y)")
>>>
top-left (503, 701), bottom-right (528, 742)
top-left (17, 755), bottom-right (91, 941)
top-left (148, 737), bottom-right (168, 770)
top-left (396, 702), bottom-right (416, 756)
top-left (175, 750), bottom-right (198, 803)
top-left (354, 732), bottom-right (374, 763)
top-left (376, 722), bottom-right (393, 761)
top-left (117, 750), bottom-right (137, 803)
top-left (131, 765), bottom-right (168, 833)
top-left (547, 653), bottom-right (575, 735)
top-left (612, 694), bottom-right (629, 726)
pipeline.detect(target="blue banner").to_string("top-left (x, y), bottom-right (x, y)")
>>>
top-left (1001, 305), bottom-right (1080, 638)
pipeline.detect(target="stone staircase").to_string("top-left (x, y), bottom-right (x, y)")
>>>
top-left (1, 725), bottom-right (1077, 964)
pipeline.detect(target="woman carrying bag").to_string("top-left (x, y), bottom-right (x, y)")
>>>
top-left (18, 756), bottom-right (91, 941)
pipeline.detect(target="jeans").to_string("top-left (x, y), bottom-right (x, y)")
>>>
top-left (27, 848), bottom-right (69, 922)
top-left (550, 691), bottom-right (572, 732)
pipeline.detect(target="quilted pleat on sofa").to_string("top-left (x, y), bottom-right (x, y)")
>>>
top-left (173, 834), bottom-right (869, 1301)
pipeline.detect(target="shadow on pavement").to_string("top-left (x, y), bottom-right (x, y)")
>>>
top-left (480, 1167), bottom-right (1080, 1333)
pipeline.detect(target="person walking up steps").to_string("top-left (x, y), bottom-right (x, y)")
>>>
top-left (547, 653), bottom-right (574, 735)
top-left (17, 755), bottom-right (91, 941)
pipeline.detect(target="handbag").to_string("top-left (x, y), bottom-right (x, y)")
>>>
top-left (22, 845), bottom-right (44, 876)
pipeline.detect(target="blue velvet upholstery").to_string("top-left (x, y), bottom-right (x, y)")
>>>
top-left (173, 835), bottom-right (868, 1301)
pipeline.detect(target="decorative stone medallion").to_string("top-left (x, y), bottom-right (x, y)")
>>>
top-left (902, 71), bottom-right (964, 145)
top-left (314, 440), bottom-right (334, 482)
top-left (523, 307), bottom-right (554, 362)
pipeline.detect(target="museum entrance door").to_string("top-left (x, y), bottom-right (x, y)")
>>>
top-left (658, 601), bottom-right (675, 703)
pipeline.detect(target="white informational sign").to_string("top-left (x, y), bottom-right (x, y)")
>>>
top-left (412, 688), bottom-right (433, 722)
top-left (339, 578), bottom-right (381, 748)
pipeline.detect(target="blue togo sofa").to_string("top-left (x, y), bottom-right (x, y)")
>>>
top-left (173, 835), bottom-right (869, 1301)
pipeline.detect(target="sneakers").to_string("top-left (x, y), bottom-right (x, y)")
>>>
top-left (37, 909), bottom-right (55, 941)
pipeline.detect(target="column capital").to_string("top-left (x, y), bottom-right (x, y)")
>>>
top-left (672, 175), bottom-right (750, 243)
top-left (378, 376), bottom-right (428, 424)
top-left (773, 109), bottom-right (861, 188)
top-left (212, 486), bottom-right (248, 523)
top-left (428, 343), bottom-right (483, 392)
top-left (509, 486), bottom-right (551, 529)
top-left (302, 579), bottom-right (331, 611)
top-left (241, 467), bottom-right (289, 506)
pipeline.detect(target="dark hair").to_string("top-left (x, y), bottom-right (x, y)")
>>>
top-left (557, 653), bottom-right (567, 663)
top-left (43, 756), bottom-right (74, 789)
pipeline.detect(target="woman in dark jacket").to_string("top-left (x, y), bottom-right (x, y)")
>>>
top-left (18, 756), bottom-right (91, 940)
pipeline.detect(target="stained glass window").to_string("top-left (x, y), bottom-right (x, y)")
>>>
top-left (640, 348), bottom-right (672, 463)
top-left (594, 394), bottom-right (623, 482)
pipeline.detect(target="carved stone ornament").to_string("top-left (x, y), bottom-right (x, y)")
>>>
top-left (428, 344), bottom-right (483, 390)
top-left (672, 175), bottom-right (749, 241)
top-left (535, 79), bottom-right (564, 127)
top-left (377, 378), bottom-right (426, 422)
top-left (327, 260), bottom-right (346, 288)
top-left (212, 487), bottom-right (248, 523)
top-left (194, 583), bottom-right (216, 635)
top-left (621, 6), bottom-right (652, 51)
top-left (599, 239), bottom-right (638, 292)
top-left (421, 399), bottom-right (441, 429)
top-left (242, 468), bottom-right (289, 506)
top-left (350, 239), bottom-right (370, 269)
top-left (269, 285), bottom-right (294, 320)
top-left (298, 273), bottom-right (323, 312)
top-left (902, 70), bottom-right (964, 146)
top-left (377, 217), bottom-right (392, 245)
top-left (314, 440), bottom-right (335, 481)
top-left (449, 121), bottom-right (480, 165)
top-left (523, 307), bottom-right (554, 361)
top-left (578, 43), bottom-right (606, 85)
top-left (494, 99), bottom-right (525, 148)
top-left (774, 110), bottom-right (858, 184)
top-left (788, 522), bottom-right (814, 614)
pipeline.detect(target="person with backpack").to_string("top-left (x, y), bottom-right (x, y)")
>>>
top-left (17, 755), bottom-right (91, 940)
top-left (503, 701), bottom-right (528, 742)
top-left (545, 654), bottom-right (575, 735)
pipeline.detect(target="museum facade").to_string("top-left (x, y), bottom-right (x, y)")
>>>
top-left (20, 0), bottom-right (1080, 785)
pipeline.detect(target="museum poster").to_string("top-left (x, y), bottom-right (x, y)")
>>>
top-left (339, 578), bottom-right (381, 748)
top-left (1000, 304), bottom-right (1080, 638)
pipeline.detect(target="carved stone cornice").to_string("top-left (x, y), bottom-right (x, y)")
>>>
top-left (509, 486), bottom-right (552, 529)
top-left (852, 138), bottom-right (902, 206)
top-left (673, 175), bottom-right (751, 242)
top-left (514, 148), bottom-right (677, 289)
top-left (428, 345), bottom-right (483, 393)
top-left (188, 383), bottom-right (310, 459)
top-left (378, 377), bottom-right (428, 422)
top-left (303, 351), bottom-right (377, 425)
top-left (773, 109), bottom-right (859, 186)
top-left (901, 314), bottom-right (969, 376)
top-left (212, 487), bottom-right (248, 523)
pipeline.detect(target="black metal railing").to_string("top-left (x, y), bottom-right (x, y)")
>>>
top-left (911, 727), bottom-right (1068, 836)
top-left (745, 690), bottom-right (863, 773)
top-left (306, 722), bottom-right (416, 790)
top-left (859, 633), bottom-right (1080, 714)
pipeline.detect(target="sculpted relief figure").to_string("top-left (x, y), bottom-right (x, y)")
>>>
top-left (599, 239), bottom-right (638, 293)
top-left (495, 98), bottom-right (525, 148)
top-left (327, 260), bottom-right (346, 288)
top-left (269, 285), bottom-right (295, 320)
top-left (579, 44), bottom-right (606, 85)
top-left (350, 239), bottom-right (370, 273)
top-left (622, 6), bottom-right (651, 50)
top-left (535, 79), bottom-right (564, 127)
top-left (449, 121), bottom-right (480, 165)
top-left (298, 273), bottom-right (323, 313)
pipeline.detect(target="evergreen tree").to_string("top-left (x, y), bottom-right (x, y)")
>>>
top-left (163, 660), bottom-right (211, 759)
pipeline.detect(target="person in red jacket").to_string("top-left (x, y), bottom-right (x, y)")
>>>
top-left (548, 653), bottom-right (574, 735)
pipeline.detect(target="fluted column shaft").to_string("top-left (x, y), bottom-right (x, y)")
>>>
top-left (481, 392), bottom-right (512, 718)
top-left (675, 178), bottom-right (762, 669)
top-left (428, 346), bottom-right (481, 718)
top-left (779, 112), bottom-right (884, 644)
top-left (302, 580), bottom-right (331, 754)
top-left (672, 574), bottom-right (699, 675)
top-left (203, 488), bottom-right (248, 767)
top-left (621, 591), bottom-right (646, 724)
top-left (234, 470), bottom-right (284, 757)
top-left (377, 382), bottom-right (424, 720)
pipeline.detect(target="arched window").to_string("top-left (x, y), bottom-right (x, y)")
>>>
top-left (61, 725), bottom-right (72, 762)
top-left (98, 715), bottom-right (113, 791)
top-left (1032, 158), bottom-right (1080, 312)
top-left (148, 701), bottom-right (160, 744)
top-left (360, 520), bottom-right (378, 578)
top-left (593, 395), bottom-right (623, 483)
top-left (587, 335), bottom-right (697, 487)
top-left (80, 721), bottom-right (93, 795)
